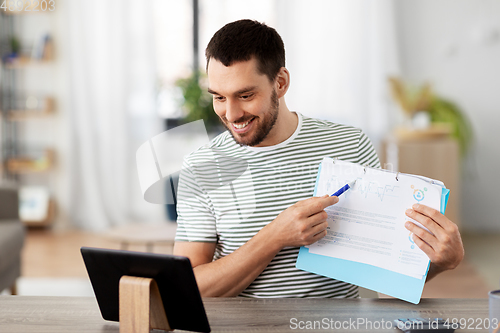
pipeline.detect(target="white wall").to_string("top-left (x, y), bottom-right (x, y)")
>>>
top-left (395, 0), bottom-right (500, 231)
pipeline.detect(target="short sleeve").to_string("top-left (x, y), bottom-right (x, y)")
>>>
top-left (175, 159), bottom-right (218, 243)
top-left (357, 131), bottom-right (381, 169)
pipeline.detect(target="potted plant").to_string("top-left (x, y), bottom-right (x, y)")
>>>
top-left (175, 71), bottom-right (222, 133)
top-left (389, 77), bottom-right (473, 157)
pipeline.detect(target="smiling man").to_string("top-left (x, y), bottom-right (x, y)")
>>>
top-left (173, 19), bottom-right (464, 298)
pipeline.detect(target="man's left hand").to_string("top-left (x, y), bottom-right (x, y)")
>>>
top-left (405, 204), bottom-right (464, 274)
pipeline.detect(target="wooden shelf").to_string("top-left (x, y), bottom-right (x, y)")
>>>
top-left (7, 109), bottom-right (53, 120)
top-left (393, 124), bottom-right (452, 141)
top-left (4, 56), bottom-right (53, 68)
top-left (6, 149), bottom-right (54, 173)
top-left (5, 97), bottom-right (55, 120)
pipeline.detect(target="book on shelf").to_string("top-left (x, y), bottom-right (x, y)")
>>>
top-left (31, 34), bottom-right (54, 61)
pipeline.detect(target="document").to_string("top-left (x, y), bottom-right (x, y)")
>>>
top-left (306, 158), bottom-right (445, 279)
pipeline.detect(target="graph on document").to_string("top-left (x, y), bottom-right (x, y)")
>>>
top-left (356, 180), bottom-right (400, 201)
top-left (325, 176), bottom-right (400, 202)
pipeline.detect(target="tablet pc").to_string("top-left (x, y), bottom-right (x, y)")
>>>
top-left (81, 247), bottom-right (210, 332)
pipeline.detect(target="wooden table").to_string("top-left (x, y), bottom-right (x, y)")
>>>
top-left (0, 296), bottom-right (491, 332)
top-left (105, 223), bottom-right (177, 252)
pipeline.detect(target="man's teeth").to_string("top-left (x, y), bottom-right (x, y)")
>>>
top-left (233, 119), bottom-right (252, 129)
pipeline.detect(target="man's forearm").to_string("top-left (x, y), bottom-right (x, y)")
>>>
top-left (193, 223), bottom-right (282, 297)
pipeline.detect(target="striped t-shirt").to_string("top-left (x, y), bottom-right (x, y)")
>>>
top-left (175, 112), bottom-right (380, 298)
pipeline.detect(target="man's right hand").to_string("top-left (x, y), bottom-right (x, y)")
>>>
top-left (267, 195), bottom-right (339, 249)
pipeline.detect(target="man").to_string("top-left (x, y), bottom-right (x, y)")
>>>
top-left (173, 19), bottom-right (464, 298)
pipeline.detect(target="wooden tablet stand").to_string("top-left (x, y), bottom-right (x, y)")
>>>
top-left (119, 275), bottom-right (172, 333)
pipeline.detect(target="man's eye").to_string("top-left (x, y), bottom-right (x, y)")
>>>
top-left (241, 94), bottom-right (253, 100)
top-left (214, 96), bottom-right (225, 101)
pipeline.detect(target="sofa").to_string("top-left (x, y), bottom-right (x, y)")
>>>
top-left (0, 187), bottom-right (25, 294)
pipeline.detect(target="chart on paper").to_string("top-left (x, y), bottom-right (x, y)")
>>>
top-left (326, 177), bottom-right (400, 202)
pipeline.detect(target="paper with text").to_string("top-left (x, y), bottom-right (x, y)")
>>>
top-left (306, 158), bottom-right (443, 279)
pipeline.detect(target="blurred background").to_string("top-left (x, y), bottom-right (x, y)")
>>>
top-left (0, 0), bottom-right (499, 298)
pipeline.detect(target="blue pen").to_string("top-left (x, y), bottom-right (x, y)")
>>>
top-left (331, 180), bottom-right (357, 197)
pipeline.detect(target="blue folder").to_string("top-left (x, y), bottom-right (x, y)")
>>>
top-left (296, 163), bottom-right (450, 304)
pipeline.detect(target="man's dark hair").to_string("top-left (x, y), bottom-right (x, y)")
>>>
top-left (205, 19), bottom-right (285, 82)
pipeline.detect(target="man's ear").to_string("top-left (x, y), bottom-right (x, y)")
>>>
top-left (275, 67), bottom-right (290, 98)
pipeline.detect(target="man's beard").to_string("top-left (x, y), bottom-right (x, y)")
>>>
top-left (220, 89), bottom-right (279, 147)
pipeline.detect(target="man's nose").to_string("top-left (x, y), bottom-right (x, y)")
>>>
top-left (225, 99), bottom-right (244, 123)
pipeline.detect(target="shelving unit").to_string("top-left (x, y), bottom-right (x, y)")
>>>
top-left (0, 9), bottom-right (56, 227)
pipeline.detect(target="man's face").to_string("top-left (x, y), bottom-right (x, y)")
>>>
top-left (207, 58), bottom-right (280, 147)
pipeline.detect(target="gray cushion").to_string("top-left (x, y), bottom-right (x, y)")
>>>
top-left (0, 220), bottom-right (25, 272)
top-left (0, 187), bottom-right (19, 219)
top-left (0, 256), bottom-right (21, 292)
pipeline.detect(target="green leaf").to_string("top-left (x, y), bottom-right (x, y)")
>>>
top-left (427, 96), bottom-right (473, 157)
top-left (175, 71), bottom-right (220, 131)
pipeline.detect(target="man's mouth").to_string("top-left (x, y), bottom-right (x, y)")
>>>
top-left (231, 118), bottom-right (255, 133)
top-left (233, 119), bottom-right (252, 129)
